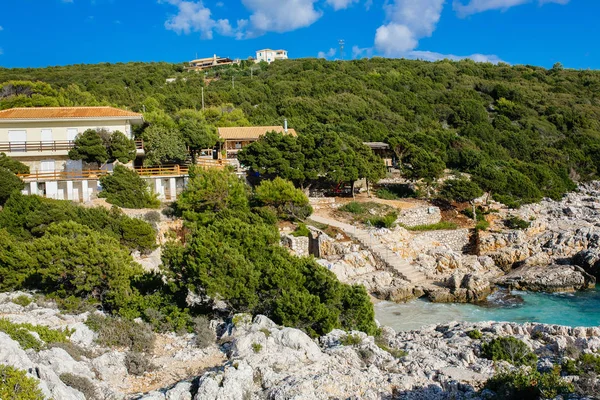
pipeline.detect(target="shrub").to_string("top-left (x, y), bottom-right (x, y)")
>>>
top-left (376, 184), bottom-right (417, 199)
top-left (439, 178), bottom-right (484, 203)
top-left (0, 365), bottom-right (44, 400)
top-left (339, 201), bottom-right (367, 214)
top-left (290, 223), bottom-right (310, 238)
top-left (467, 329), bottom-right (483, 340)
top-left (11, 295), bottom-right (32, 307)
top-left (144, 211), bottom-right (162, 225)
top-left (0, 153), bottom-right (29, 174)
top-left (53, 295), bottom-right (99, 315)
top-left (504, 216), bottom-right (531, 230)
top-left (340, 334), bottom-right (362, 346)
top-left (561, 352), bottom-right (600, 375)
top-left (68, 129), bottom-right (109, 165)
top-left (405, 221), bottom-right (458, 231)
top-left (255, 178), bottom-right (313, 220)
top-left (99, 165), bottom-right (160, 209)
top-left (366, 212), bottom-right (397, 229)
top-left (484, 367), bottom-right (573, 400)
top-left (50, 342), bottom-right (94, 361)
top-left (59, 373), bottom-right (97, 400)
top-left (0, 318), bottom-right (70, 351)
top-left (481, 337), bottom-right (538, 366)
top-left (252, 343), bottom-right (262, 353)
top-left (375, 336), bottom-right (407, 358)
top-left (85, 314), bottom-right (155, 353)
top-left (124, 352), bottom-right (156, 376)
top-left (108, 131), bottom-right (136, 163)
top-left (0, 168), bottom-right (25, 206)
top-left (475, 220), bottom-right (490, 231)
top-left (193, 315), bottom-right (216, 348)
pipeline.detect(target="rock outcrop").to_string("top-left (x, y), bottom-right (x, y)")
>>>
top-left (497, 264), bottom-right (596, 292)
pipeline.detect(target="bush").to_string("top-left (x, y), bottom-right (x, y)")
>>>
top-left (0, 365), bottom-right (44, 400)
top-left (467, 329), bottom-right (483, 340)
top-left (0, 318), bottom-right (70, 351)
top-left (484, 367), bottom-right (573, 400)
top-left (475, 220), bottom-right (490, 231)
top-left (439, 177), bottom-right (484, 203)
top-left (405, 221), bottom-right (458, 231)
top-left (375, 336), bottom-right (407, 358)
top-left (99, 165), bottom-right (160, 209)
top-left (366, 212), bottom-right (397, 228)
top-left (108, 131), bottom-right (136, 163)
top-left (144, 211), bottom-right (162, 225)
top-left (85, 314), bottom-right (155, 353)
top-left (11, 295), bottom-right (32, 307)
top-left (339, 201), bottom-right (367, 214)
top-left (340, 334), bottom-right (362, 346)
top-left (0, 153), bottom-right (29, 174)
top-left (561, 352), bottom-right (600, 375)
top-left (68, 129), bottom-right (108, 165)
top-left (290, 223), bottom-right (310, 237)
top-left (481, 337), bottom-right (538, 366)
top-left (193, 316), bottom-right (216, 348)
top-left (504, 216), bottom-right (531, 230)
top-left (50, 342), bottom-right (94, 361)
top-left (59, 373), bottom-right (98, 399)
top-left (124, 352), bottom-right (156, 376)
top-left (0, 168), bottom-right (25, 206)
top-left (53, 295), bottom-right (99, 315)
top-left (255, 177), bottom-right (313, 220)
top-left (252, 343), bottom-right (263, 353)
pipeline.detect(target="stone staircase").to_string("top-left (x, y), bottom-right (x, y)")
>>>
top-left (310, 215), bottom-right (430, 285)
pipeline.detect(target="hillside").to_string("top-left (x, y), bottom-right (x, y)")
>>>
top-left (2, 58), bottom-right (600, 204)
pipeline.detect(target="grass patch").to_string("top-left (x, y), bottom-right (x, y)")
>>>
top-left (339, 201), bottom-right (368, 214)
top-left (305, 219), bottom-right (329, 231)
top-left (0, 318), bottom-right (71, 351)
top-left (375, 336), bottom-right (407, 358)
top-left (252, 343), bottom-right (263, 353)
top-left (404, 221), bottom-right (458, 231)
top-left (467, 329), bottom-right (483, 340)
top-left (260, 328), bottom-right (272, 338)
top-left (11, 295), bottom-right (32, 307)
top-left (366, 212), bottom-right (398, 229)
top-left (290, 223), bottom-right (310, 237)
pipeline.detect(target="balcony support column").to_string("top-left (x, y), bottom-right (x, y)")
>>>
top-left (169, 178), bottom-right (177, 201)
top-left (46, 181), bottom-right (58, 200)
top-left (66, 181), bottom-right (74, 201)
top-left (81, 180), bottom-right (90, 202)
top-left (29, 181), bottom-right (38, 196)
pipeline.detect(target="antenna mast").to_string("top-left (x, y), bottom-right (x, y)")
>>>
top-left (338, 39), bottom-right (345, 60)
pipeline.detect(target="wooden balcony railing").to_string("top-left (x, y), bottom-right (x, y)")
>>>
top-left (17, 165), bottom-right (189, 181)
top-left (0, 139), bottom-right (144, 153)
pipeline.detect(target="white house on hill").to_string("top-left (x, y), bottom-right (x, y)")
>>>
top-left (255, 49), bottom-right (288, 64)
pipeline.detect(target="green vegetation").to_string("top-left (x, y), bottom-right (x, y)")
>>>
top-left (374, 336), bottom-right (408, 358)
top-left (484, 367), bottom-right (573, 400)
top-left (376, 184), bottom-right (417, 200)
top-left (254, 177), bottom-right (313, 220)
top-left (0, 365), bottom-right (44, 400)
top-left (481, 337), bottom-right (538, 366)
top-left (290, 223), bottom-right (311, 238)
top-left (59, 373), bottom-right (98, 400)
top-left (124, 352), bottom-right (156, 376)
top-left (85, 313), bottom-right (155, 352)
top-left (340, 334), bottom-right (363, 346)
top-left (252, 343), bottom-right (263, 353)
top-left (0, 318), bottom-right (70, 351)
top-left (562, 352), bottom-right (600, 375)
top-left (162, 168), bottom-right (378, 337)
top-left (68, 129), bottom-right (136, 166)
top-left (467, 329), bottom-right (483, 340)
top-left (338, 201), bottom-right (368, 214)
top-left (439, 177), bottom-right (484, 203)
top-left (404, 221), bottom-right (459, 231)
top-left (366, 212), bottom-right (398, 229)
top-left (504, 216), bottom-right (531, 230)
top-left (99, 165), bottom-right (160, 209)
top-left (11, 295), bottom-right (32, 307)
top-left (0, 168), bottom-right (24, 206)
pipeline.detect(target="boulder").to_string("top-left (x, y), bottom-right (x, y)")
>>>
top-left (498, 264), bottom-right (596, 292)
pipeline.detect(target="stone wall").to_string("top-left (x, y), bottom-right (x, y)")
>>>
top-left (281, 234), bottom-right (310, 257)
top-left (396, 206), bottom-right (441, 227)
top-left (415, 229), bottom-right (471, 252)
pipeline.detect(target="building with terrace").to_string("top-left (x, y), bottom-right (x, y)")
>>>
top-left (186, 54), bottom-right (239, 71)
top-left (217, 123), bottom-right (297, 160)
top-left (0, 106), bottom-right (144, 174)
top-left (255, 49), bottom-right (288, 64)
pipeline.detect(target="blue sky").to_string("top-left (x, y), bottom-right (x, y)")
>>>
top-left (0, 0), bottom-right (596, 69)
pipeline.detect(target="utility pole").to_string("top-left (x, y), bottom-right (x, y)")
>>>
top-left (201, 87), bottom-right (205, 111)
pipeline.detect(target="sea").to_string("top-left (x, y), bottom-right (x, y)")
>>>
top-left (374, 286), bottom-right (600, 332)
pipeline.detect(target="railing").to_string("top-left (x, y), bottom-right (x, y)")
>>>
top-left (0, 139), bottom-right (144, 154)
top-left (196, 158), bottom-right (231, 169)
top-left (17, 165), bottom-right (189, 181)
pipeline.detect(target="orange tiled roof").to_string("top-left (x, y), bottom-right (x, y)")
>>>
top-left (218, 126), bottom-right (297, 140)
top-left (0, 107), bottom-right (143, 120)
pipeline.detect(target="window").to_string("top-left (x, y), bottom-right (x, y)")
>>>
top-left (8, 130), bottom-right (26, 152)
top-left (67, 128), bottom-right (78, 141)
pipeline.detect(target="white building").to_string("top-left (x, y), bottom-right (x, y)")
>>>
top-left (0, 106), bottom-right (144, 173)
top-left (255, 49), bottom-right (288, 64)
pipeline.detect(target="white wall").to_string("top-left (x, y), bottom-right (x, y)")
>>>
top-left (0, 119), bottom-right (133, 143)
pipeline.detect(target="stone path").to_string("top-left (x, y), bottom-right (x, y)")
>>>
top-left (310, 215), bottom-right (430, 285)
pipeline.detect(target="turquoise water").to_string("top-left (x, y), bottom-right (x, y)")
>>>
top-left (374, 286), bottom-right (600, 332)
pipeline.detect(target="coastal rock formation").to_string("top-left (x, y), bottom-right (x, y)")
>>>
top-left (497, 264), bottom-right (596, 292)
top-left (427, 273), bottom-right (495, 303)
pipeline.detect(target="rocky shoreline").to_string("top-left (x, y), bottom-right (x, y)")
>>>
top-left (308, 182), bottom-right (600, 304)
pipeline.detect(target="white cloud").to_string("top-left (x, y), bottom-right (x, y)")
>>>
top-left (162, 0), bottom-right (235, 39)
top-left (374, 0), bottom-right (444, 57)
top-left (326, 0), bottom-right (359, 11)
top-left (409, 50), bottom-right (504, 63)
top-left (352, 45), bottom-right (374, 59)
top-left (318, 48), bottom-right (337, 59)
top-left (241, 0), bottom-right (322, 37)
top-left (453, 0), bottom-right (570, 17)
top-left (0, 26), bottom-right (3, 31)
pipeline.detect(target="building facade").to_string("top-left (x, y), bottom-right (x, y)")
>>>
top-left (217, 125), bottom-right (297, 160)
top-left (0, 107), bottom-right (144, 173)
top-left (186, 55), bottom-right (238, 71)
top-left (255, 49), bottom-right (288, 64)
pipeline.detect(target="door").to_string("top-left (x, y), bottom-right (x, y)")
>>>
top-left (41, 129), bottom-right (53, 151)
top-left (8, 130), bottom-right (27, 152)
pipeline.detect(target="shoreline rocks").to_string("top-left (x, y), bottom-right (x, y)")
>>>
top-left (497, 264), bottom-right (596, 293)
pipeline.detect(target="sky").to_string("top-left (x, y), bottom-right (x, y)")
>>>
top-left (0, 0), bottom-right (597, 69)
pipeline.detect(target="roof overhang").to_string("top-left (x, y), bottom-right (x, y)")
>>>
top-left (0, 116), bottom-right (145, 125)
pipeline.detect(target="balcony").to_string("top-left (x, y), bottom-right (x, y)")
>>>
top-left (0, 140), bottom-right (144, 155)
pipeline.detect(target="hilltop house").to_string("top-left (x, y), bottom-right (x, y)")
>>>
top-left (187, 55), bottom-right (239, 71)
top-left (0, 107), bottom-right (144, 173)
top-left (217, 124), bottom-right (297, 159)
top-left (255, 49), bottom-right (288, 64)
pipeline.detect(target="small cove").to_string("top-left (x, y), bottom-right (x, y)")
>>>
top-left (374, 285), bottom-right (600, 332)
